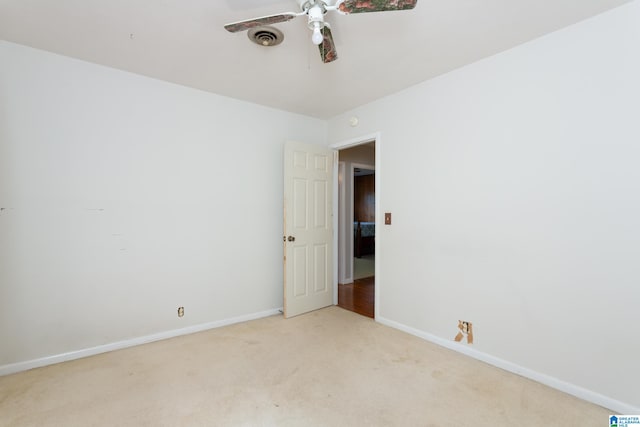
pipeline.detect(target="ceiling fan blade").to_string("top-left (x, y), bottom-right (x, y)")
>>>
top-left (337, 0), bottom-right (417, 14)
top-left (224, 13), bottom-right (298, 33)
top-left (319, 26), bottom-right (338, 64)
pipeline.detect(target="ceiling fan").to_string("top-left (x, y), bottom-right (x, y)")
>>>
top-left (224, 0), bottom-right (418, 64)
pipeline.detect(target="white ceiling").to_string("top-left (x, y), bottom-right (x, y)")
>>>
top-left (0, 0), bottom-right (632, 118)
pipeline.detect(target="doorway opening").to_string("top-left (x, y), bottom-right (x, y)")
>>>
top-left (335, 141), bottom-right (375, 318)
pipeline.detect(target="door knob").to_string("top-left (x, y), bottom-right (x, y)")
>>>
top-left (288, 236), bottom-right (295, 242)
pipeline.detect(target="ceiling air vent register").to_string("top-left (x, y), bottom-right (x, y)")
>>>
top-left (248, 26), bottom-right (284, 47)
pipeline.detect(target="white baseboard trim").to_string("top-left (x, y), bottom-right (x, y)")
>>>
top-left (0, 308), bottom-right (283, 377)
top-left (376, 316), bottom-right (639, 415)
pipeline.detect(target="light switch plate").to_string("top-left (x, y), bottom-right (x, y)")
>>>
top-left (385, 213), bottom-right (392, 225)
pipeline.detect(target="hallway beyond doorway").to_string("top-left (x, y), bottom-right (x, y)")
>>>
top-left (353, 254), bottom-right (374, 280)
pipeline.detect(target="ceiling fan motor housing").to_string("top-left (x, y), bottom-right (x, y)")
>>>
top-left (297, 0), bottom-right (331, 13)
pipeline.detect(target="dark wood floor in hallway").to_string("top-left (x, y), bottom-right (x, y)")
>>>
top-left (337, 276), bottom-right (374, 318)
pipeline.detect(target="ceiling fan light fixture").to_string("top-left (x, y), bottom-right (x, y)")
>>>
top-left (311, 23), bottom-right (324, 45)
top-left (307, 4), bottom-right (326, 45)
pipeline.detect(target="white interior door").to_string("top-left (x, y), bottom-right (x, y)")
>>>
top-left (283, 141), bottom-right (334, 318)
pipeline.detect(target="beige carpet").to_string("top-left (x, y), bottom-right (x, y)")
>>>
top-left (0, 307), bottom-right (609, 426)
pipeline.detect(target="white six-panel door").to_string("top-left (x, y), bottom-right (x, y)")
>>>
top-left (283, 141), bottom-right (334, 318)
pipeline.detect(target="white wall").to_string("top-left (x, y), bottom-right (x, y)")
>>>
top-left (328, 1), bottom-right (640, 410)
top-left (0, 41), bottom-right (327, 366)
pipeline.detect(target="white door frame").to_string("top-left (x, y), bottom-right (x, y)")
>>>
top-left (331, 132), bottom-right (381, 319)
